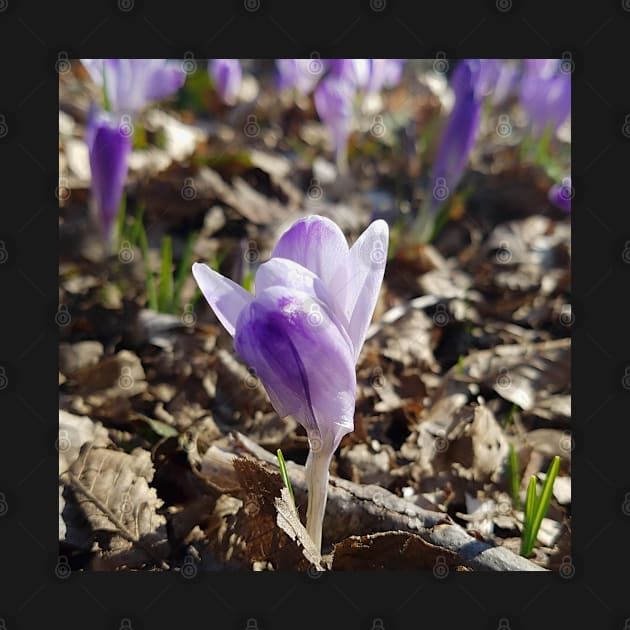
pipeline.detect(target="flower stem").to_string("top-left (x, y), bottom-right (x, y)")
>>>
top-left (305, 443), bottom-right (333, 553)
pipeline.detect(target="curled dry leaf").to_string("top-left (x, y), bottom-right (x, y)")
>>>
top-left (442, 338), bottom-right (570, 412)
top-left (66, 444), bottom-right (169, 569)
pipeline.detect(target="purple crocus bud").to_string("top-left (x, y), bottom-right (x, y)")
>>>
top-left (363, 59), bottom-right (406, 93)
top-left (86, 108), bottom-right (132, 245)
top-left (192, 215), bottom-right (389, 550)
top-left (548, 176), bottom-right (572, 212)
top-left (314, 76), bottom-right (355, 170)
top-left (520, 59), bottom-right (571, 137)
top-left (491, 60), bottom-right (521, 106)
top-left (416, 59), bottom-right (483, 241)
top-left (81, 59), bottom-right (186, 115)
top-left (208, 59), bottom-right (242, 106)
top-left (439, 59), bottom-right (484, 176)
top-left (275, 58), bottom-right (326, 95)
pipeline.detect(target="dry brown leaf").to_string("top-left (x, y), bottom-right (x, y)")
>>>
top-left (332, 530), bottom-right (467, 571)
top-left (204, 457), bottom-right (322, 570)
top-left (74, 350), bottom-right (147, 403)
top-left (67, 444), bottom-right (169, 569)
top-left (59, 341), bottom-right (104, 377)
top-left (451, 339), bottom-right (570, 411)
top-left (58, 409), bottom-right (110, 474)
top-left (274, 488), bottom-right (323, 570)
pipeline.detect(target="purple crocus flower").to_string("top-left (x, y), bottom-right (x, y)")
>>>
top-left (275, 58), bottom-right (325, 95)
top-left (416, 59), bottom-right (483, 241)
top-left (363, 59), bottom-right (406, 93)
top-left (192, 215), bottom-right (389, 551)
top-left (208, 59), bottom-right (242, 106)
top-left (81, 59), bottom-right (186, 114)
top-left (314, 76), bottom-right (356, 171)
top-left (548, 176), bottom-right (572, 212)
top-left (491, 60), bottom-right (521, 105)
top-left (520, 59), bottom-right (571, 137)
top-left (86, 108), bottom-right (132, 244)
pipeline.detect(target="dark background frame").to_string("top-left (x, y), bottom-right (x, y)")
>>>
top-left (1, 0), bottom-right (628, 627)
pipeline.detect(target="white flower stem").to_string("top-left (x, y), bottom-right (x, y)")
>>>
top-left (305, 443), bottom-right (334, 554)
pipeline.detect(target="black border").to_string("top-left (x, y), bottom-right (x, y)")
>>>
top-left (1, 0), bottom-right (629, 628)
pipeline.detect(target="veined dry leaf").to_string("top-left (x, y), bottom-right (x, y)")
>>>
top-left (67, 444), bottom-right (169, 569)
top-left (58, 409), bottom-right (109, 474)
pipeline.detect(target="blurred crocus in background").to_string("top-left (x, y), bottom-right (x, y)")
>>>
top-left (276, 59), bottom-right (407, 173)
top-left (192, 215), bottom-right (389, 552)
top-left (81, 58), bottom-right (186, 115)
top-left (314, 76), bottom-right (356, 172)
top-left (85, 107), bottom-right (133, 245)
top-left (208, 59), bottom-right (242, 106)
top-left (414, 59), bottom-right (484, 242)
top-left (548, 176), bottom-right (572, 212)
top-left (80, 59), bottom-right (186, 248)
top-left (362, 59), bottom-right (406, 94)
top-left (520, 59), bottom-right (570, 138)
top-left (275, 58), bottom-right (324, 95)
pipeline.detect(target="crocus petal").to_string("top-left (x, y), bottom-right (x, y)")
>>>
top-left (255, 257), bottom-right (326, 301)
top-left (86, 109), bottom-right (132, 243)
top-left (209, 59), bottom-right (242, 105)
top-left (143, 60), bottom-right (186, 103)
top-left (520, 59), bottom-right (570, 136)
top-left (314, 76), bottom-right (355, 163)
top-left (271, 215), bottom-right (350, 303)
top-left (343, 220), bottom-right (389, 360)
top-left (428, 60), bottom-right (483, 213)
top-left (234, 285), bottom-right (356, 449)
top-left (548, 177), bottom-right (572, 212)
top-left (81, 58), bottom-right (185, 115)
top-left (255, 256), bottom-right (353, 350)
top-left (275, 58), bottom-right (324, 95)
top-left (192, 262), bottom-right (253, 337)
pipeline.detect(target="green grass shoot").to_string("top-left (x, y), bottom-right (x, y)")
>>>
top-left (173, 231), bottom-right (198, 310)
top-left (114, 194), bottom-right (127, 252)
top-left (519, 455), bottom-right (561, 557)
top-left (277, 449), bottom-right (296, 514)
top-left (508, 443), bottom-right (520, 510)
top-left (137, 221), bottom-right (157, 311)
top-left (157, 236), bottom-right (174, 312)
